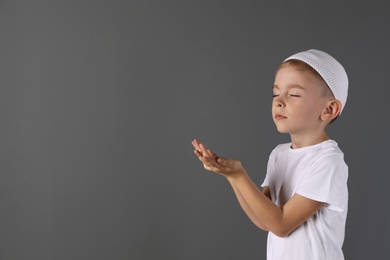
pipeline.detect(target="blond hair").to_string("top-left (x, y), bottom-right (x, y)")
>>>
top-left (277, 59), bottom-right (334, 99)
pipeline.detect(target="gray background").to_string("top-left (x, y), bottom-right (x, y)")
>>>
top-left (0, 1), bottom-right (388, 259)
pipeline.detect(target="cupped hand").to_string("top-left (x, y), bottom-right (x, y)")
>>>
top-left (191, 139), bottom-right (245, 178)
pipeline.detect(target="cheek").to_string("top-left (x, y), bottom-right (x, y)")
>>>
top-left (292, 101), bottom-right (320, 119)
top-left (304, 101), bottom-right (325, 118)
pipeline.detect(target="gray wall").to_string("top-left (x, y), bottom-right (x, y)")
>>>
top-left (0, 1), bottom-right (388, 259)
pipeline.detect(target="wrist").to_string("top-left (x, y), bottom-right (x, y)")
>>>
top-left (226, 169), bottom-right (247, 181)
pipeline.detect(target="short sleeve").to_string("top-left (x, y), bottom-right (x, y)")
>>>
top-left (296, 154), bottom-right (348, 212)
top-left (261, 147), bottom-right (277, 188)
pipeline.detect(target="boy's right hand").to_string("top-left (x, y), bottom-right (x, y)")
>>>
top-left (191, 139), bottom-right (245, 178)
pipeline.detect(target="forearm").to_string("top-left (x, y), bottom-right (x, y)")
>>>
top-left (229, 182), bottom-right (269, 230)
top-left (227, 171), bottom-right (286, 236)
top-left (192, 140), bottom-right (320, 238)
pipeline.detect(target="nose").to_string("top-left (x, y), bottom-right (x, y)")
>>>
top-left (273, 96), bottom-right (285, 108)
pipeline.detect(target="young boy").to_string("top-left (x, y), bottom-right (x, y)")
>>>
top-left (192, 49), bottom-right (348, 260)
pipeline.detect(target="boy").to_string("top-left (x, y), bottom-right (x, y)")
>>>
top-left (192, 49), bottom-right (348, 260)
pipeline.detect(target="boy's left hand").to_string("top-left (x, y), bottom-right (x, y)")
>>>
top-left (191, 139), bottom-right (245, 178)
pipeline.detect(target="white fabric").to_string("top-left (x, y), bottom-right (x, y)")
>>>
top-left (284, 49), bottom-right (349, 114)
top-left (261, 140), bottom-right (348, 260)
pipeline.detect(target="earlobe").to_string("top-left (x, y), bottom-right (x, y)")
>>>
top-left (321, 99), bottom-right (342, 121)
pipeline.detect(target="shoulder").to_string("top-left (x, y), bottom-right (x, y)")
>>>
top-left (305, 141), bottom-right (348, 181)
top-left (272, 142), bottom-right (291, 154)
top-left (268, 143), bottom-right (291, 162)
top-left (312, 140), bottom-right (346, 163)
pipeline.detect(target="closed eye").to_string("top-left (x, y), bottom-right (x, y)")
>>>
top-left (272, 94), bottom-right (279, 98)
top-left (290, 94), bottom-right (300, 97)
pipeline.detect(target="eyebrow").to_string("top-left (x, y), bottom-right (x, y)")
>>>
top-left (272, 84), bottom-right (306, 90)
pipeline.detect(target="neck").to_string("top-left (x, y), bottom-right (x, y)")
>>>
top-left (290, 132), bottom-right (330, 149)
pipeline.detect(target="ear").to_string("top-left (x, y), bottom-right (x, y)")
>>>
top-left (321, 99), bottom-right (342, 122)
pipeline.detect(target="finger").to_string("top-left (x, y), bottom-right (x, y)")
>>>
top-left (207, 149), bottom-right (219, 161)
top-left (199, 143), bottom-right (209, 157)
top-left (195, 150), bottom-right (216, 164)
top-left (191, 139), bottom-right (198, 149)
top-left (194, 150), bottom-right (209, 162)
top-left (202, 156), bottom-right (223, 170)
top-left (194, 149), bottom-right (201, 158)
top-left (192, 139), bottom-right (201, 152)
top-left (194, 150), bottom-right (214, 166)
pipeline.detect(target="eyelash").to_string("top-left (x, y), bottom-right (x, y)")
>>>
top-left (272, 94), bottom-right (300, 98)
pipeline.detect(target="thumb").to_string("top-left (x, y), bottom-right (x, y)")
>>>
top-left (217, 157), bottom-right (231, 167)
top-left (218, 157), bottom-right (242, 170)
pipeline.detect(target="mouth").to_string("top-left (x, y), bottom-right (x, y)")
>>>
top-left (274, 114), bottom-right (287, 120)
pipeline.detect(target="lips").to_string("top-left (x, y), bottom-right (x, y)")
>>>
top-left (274, 114), bottom-right (287, 120)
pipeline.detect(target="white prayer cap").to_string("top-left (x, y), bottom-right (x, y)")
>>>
top-left (284, 49), bottom-right (348, 114)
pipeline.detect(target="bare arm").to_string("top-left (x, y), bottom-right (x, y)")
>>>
top-left (192, 139), bottom-right (323, 237)
top-left (228, 171), bottom-right (323, 237)
top-left (229, 182), bottom-right (270, 231)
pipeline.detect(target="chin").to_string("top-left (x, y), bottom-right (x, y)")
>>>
top-left (275, 126), bottom-right (289, 134)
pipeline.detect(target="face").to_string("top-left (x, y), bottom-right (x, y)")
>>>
top-left (272, 65), bottom-right (329, 136)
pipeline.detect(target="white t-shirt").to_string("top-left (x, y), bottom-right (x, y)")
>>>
top-left (261, 140), bottom-right (348, 260)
